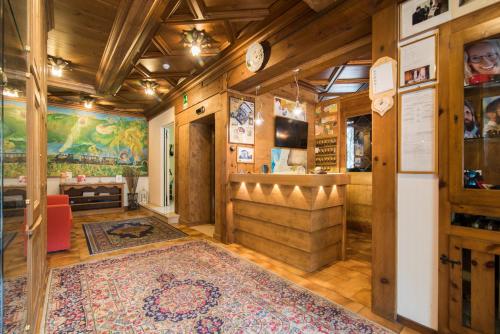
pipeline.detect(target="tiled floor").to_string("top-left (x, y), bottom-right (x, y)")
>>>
top-left (38, 209), bottom-right (417, 333)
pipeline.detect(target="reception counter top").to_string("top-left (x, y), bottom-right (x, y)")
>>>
top-left (229, 173), bottom-right (349, 272)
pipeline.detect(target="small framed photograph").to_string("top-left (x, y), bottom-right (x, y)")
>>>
top-left (399, 33), bottom-right (437, 87)
top-left (482, 96), bottom-right (500, 138)
top-left (464, 37), bottom-right (500, 86)
top-left (400, 0), bottom-right (451, 40)
top-left (451, 0), bottom-right (500, 18)
top-left (237, 146), bottom-right (254, 164)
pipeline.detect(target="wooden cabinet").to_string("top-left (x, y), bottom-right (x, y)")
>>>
top-left (59, 182), bottom-right (125, 212)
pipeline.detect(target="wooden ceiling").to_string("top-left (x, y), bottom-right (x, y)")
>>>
top-left (46, 0), bottom-right (293, 114)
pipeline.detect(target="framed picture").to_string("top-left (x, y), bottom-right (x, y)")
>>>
top-left (398, 86), bottom-right (438, 173)
top-left (274, 96), bottom-right (307, 121)
top-left (400, 0), bottom-right (451, 40)
top-left (236, 146), bottom-right (254, 164)
top-left (482, 96), bottom-right (500, 138)
top-left (399, 33), bottom-right (438, 87)
top-left (229, 96), bottom-right (255, 145)
top-left (451, 0), bottom-right (500, 18)
top-left (464, 37), bottom-right (500, 86)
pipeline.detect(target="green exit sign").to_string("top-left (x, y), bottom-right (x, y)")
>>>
top-left (183, 93), bottom-right (188, 108)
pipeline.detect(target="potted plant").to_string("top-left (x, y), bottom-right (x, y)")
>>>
top-left (123, 166), bottom-right (141, 210)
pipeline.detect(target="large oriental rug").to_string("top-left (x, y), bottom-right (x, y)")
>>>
top-left (83, 216), bottom-right (187, 255)
top-left (43, 241), bottom-right (392, 333)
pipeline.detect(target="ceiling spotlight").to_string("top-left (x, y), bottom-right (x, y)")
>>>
top-left (82, 96), bottom-right (94, 109)
top-left (48, 56), bottom-right (71, 77)
top-left (162, 63), bottom-right (171, 70)
top-left (181, 28), bottom-right (215, 57)
top-left (141, 80), bottom-right (158, 96)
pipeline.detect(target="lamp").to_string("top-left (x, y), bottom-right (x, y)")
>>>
top-left (181, 28), bottom-right (215, 57)
top-left (255, 85), bottom-right (264, 126)
top-left (48, 56), bottom-right (71, 77)
top-left (292, 69), bottom-right (304, 117)
top-left (141, 80), bottom-right (158, 96)
top-left (81, 96), bottom-right (94, 109)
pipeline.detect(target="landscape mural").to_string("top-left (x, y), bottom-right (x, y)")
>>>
top-left (3, 99), bottom-right (148, 178)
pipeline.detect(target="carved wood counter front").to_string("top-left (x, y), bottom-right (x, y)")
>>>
top-left (229, 173), bottom-right (349, 272)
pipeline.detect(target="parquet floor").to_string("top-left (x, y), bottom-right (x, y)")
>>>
top-left (6, 209), bottom-right (419, 333)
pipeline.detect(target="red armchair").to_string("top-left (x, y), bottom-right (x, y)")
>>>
top-left (47, 194), bottom-right (73, 252)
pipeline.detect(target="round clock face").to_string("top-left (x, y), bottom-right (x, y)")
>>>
top-left (246, 42), bottom-right (265, 72)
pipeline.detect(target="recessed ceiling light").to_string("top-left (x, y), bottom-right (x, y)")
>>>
top-left (162, 63), bottom-right (171, 70)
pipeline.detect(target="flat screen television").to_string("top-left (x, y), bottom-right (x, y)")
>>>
top-left (275, 116), bottom-right (308, 149)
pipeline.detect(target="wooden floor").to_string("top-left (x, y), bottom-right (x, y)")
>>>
top-left (6, 209), bottom-right (418, 333)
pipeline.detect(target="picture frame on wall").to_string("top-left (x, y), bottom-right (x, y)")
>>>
top-left (400, 0), bottom-right (451, 40)
top-left (399, 33), bottom-right (438, 87)
top-left (236, 146), bottom-right (254, 164)
top-left (229, 96), bottom-right (255, 145)
top-left (451, 0), bottom-right (500, 18)
top-left (398, 86), bottom-right (438, 174)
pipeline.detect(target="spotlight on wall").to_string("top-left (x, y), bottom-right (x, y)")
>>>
top-left (48, 56), bottom-right (71, 77)
top-left (292, 69), bottom-right (304, 117)
top-left (181, 28), bottom-right (215, 57)
top-left (81, 96), bottom-right (94, 109)
top-left (141, 80), bottom-right (158, 96)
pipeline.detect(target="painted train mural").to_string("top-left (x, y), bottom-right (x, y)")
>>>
top-left (3, 99), bottom-right (148, 178)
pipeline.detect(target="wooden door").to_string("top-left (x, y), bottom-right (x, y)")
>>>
top-left (25, 0), bottom-right (47, 332)
top-left (448, 236), bottom-right (499, 334)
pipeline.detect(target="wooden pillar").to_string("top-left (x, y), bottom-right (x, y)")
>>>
top-left (371, 2), bottom-right (398, 319)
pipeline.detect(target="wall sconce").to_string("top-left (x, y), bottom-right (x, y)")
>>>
top-left (81, 96), bottom-right (94, 109)
top-left (48, 56), bottom-right (71, 77)
top-left (141, 80), bottom-right (158, 96)
top-left (292, 69), bottom-right (304, 117)
top-left (255, 85), bottom-right (264, 126)
top-left (181, 28), bottom-right (215, 57)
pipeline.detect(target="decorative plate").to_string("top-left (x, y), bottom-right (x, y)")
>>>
top-left (246, 42), bottom-right (265, 72)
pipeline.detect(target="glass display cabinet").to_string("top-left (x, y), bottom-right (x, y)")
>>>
top-left (447, 16), bottom-right (500, 334)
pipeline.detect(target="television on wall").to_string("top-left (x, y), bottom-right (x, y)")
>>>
top-left (275, 116), bottom-right (308, 149)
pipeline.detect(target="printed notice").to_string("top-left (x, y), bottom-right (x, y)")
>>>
top-left (400, 88), bottom-right (436, 173)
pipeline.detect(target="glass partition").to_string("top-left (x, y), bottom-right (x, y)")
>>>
top-left (2, 0), bottom-right (28, 332)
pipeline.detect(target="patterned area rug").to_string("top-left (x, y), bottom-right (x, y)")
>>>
top-left (83, 216), bottom-right (187, 255)
top-left (43, 241), bottom-right (392, 333)
top-left (3, 276), bottom-right (27, 334)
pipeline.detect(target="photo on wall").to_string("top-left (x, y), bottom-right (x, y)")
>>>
top-left (237, 146), bottom-right (254, 163)
top-left (3, 99), bottom-right (148, 178)
top-left (482, 96), bottom-right (500, 138)
top-left (400, 34), bottom-right (437, 87)
top-left (273, 96), bottom-right (307, 121)
top-left (464, 38), bottom-right (500, 86)
top-left (229, 97), bottom-right (255, 145)
top-left (400, 0), bottom-right (451, 39)
top-left (452, 0), bottom-right (500, 18)
top-left (271, 148), bottom-right (307, 174)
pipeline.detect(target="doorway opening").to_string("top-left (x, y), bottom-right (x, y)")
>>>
top-left (188, 114), bottom-right (216, 237)
top-left (162, 123), bottom-right (175, 208)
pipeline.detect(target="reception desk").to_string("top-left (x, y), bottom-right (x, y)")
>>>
top-left (229, 173), bottom-right (349, 272)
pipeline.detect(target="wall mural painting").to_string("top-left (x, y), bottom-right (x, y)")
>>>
top-left (3, 99), bottom-right (148, 178)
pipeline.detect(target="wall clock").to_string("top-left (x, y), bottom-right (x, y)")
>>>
top-left (246, 42), bottom-right (265, 72)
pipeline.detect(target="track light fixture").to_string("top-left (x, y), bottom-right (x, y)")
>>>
top-left (181, 28), bottom-right (215, 57)
top-left (48, 56), bottom-right (71, 77)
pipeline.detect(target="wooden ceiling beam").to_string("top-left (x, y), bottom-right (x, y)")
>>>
top-left (346, 59), bottom-right (372, 65)
top-left (304, 78), bottom-right (329, 85)
top-left (319, 92), bottom-right (352, 97)
top-left (134, 63), bottom-right (152, 78)
top-left (141, 48), bottom-right (219, 58)
top-left (95, 0), bottom-right (169, 95)
top-left (224, 20), bottom-right (236, 44)
top-left (49, 77), bottom-right (97, 95)
top-left (302, 0), bottom-right (340, 12)
top-left (334, 78), bottom-right (369, 84)
top-left (161, 0), bottom-right (182, 20)
top-left (128, 71), bottom-right (192, 79)
top-left (164, 8), bottom-right (269, 24)
top-left (152, 35), bottom-right (173, 56)
top-left (186, 0), bottom-right (206, 20)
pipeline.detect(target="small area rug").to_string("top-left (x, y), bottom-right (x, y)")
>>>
top-left (43, 240), bottom-right (392, 333)
top-left (83, 216), bottom-right (187, 255)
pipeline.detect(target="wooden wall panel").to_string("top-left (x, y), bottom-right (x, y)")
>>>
top-left (371, 3), bottom-right (397, 320)
top-left (177, 123), bottom-right (190, 224)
